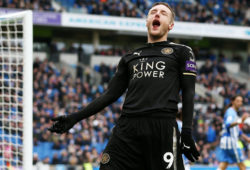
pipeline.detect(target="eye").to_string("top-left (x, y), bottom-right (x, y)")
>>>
top-left (161, 11), bottom-right (168, 16)
top-left (150, 9), bottom-right (157, 14)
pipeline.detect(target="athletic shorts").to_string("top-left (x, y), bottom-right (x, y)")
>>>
top-left (218, 148), bottom-right (245, 164)
top-left (100, 115), bottom-right (185, 170)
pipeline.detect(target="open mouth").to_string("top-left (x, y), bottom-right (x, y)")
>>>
top-left (152, 19), bottom-right (160, 29)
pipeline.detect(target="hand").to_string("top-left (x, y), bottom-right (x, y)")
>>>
top-left (237, 113), bottom-right (249, 124)
top-left (180, 131), bottom-right (200, 162)
top-left (242, 112), bottom-right (249, 123)
top-left (48, 115), bottom-right (77, 134)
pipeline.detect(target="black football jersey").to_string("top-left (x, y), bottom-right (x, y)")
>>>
top-left (116, 41), bottom-right (197, 116)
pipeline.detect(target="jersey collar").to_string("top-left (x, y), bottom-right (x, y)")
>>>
top-left (146, 40), bottom-right (171, 47)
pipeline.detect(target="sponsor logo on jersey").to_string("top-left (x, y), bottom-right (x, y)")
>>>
top-left (139, 57), bottom-right (148, 62)
top-left (183, 143), bottom-right (190, 149)
top-left (132, 60), bottom-right (166, 79)
top-left (133, 50), bottom-right (142, 56)
top-left (185, 61), bottom-right (196, 72)
top-left (101, 153), bottom-right (110, 164)
top-left (161, 47), bottom-right (173, 55)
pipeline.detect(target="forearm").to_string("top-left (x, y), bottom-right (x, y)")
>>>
top-left (241, 133), bottom-right (250, 143)
top-left (72, 91), bottom-right (121, 122)
top-left (181, 76), bottom-right (196, 131)
top-left (182, 89), bottom-right (195, 131)
top-left (229, 121), bottom-right (240, 128)
top-left (228, 117), bottom-right (244, 128)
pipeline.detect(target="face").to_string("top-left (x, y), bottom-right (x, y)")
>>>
top-left (232, 96), bottom-right (243, 110)
top-left (146, 4), bottom-right (174, 40)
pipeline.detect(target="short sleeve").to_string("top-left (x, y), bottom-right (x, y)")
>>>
top-left (225, 110), bottom-right (236, 129)
top-left (178, 46), bottom-right (197, 77)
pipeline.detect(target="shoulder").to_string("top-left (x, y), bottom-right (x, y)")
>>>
top-left (169, 42), bottom-right (195, 63)
top-left (225, 107), bottom-right (236, 116)
top-left (168, 42), bottom-right (193, 51)
top-left (122, 46), bottom-right (144, 57)
top-left (168, 42), bottom-right (194, 60)
top-left (122, 45), bottom-right (148, 62)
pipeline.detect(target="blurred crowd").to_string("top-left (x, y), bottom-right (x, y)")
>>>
top-left (94, 47), bottom-right (128, 57)
top-left (0, 0), bottom-right (54, 11)
top-left (142, 0), bottom-right (250, 26)
top-left (61, 0), bottom-right (141, 18)
top-left (0, 0), bottom-right (249, 26)
top-left (197, 59), bottom-right (249, 106)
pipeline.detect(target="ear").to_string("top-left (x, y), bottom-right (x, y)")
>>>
top-left (168, 22), bottom-right (174, 31)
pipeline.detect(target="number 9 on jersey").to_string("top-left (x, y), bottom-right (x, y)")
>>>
top-left (163, 152), bottom-right (174, 169)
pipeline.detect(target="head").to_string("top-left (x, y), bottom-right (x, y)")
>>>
top-left (146, 2), bottom-right (175, 43)
top-left (231, 95), bottom-right (243, 111)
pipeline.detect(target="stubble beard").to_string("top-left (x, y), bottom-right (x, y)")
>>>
top-left (148, 28), bottom-right (167, 42)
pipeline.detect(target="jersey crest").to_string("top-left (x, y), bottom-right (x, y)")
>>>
top-left (161, 47), bottom-right (173, 55)
top-left (101, 153), bottom-right (110, 164)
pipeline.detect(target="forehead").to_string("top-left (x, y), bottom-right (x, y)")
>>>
top-left (149, 4), bottom-right (171, 13)
top-left (235, 96), bottom-right (243, 101)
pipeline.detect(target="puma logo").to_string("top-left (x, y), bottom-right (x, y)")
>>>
top-left (183, 143), bottom-right (190, 149)
top-left (133, 51), bottom-right (142, 56)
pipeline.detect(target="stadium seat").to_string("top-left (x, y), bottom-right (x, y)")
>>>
top-left (0, 157), bottom-right (3, 166)
top-left (11, 136), bottom-right (17, 144)
top-left (93, 167), bottom-right (99, 170)
top-left (51, 149), bottom-right (62, 160)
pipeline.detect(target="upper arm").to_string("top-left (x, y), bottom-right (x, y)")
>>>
top-left (178, 46), bottom-right (197, 90)
top-left (105, 57), bottom-right (129, 98)
top-left (224, 110), bottom-right (238, 129)
top-left (225, 114), bottom-right (234, 128)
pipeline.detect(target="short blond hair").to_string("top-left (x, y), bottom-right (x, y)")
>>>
top-left (149, 2), bottom-right (175, 22)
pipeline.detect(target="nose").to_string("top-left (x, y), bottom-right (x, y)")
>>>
top-left (154, 12), bottom-right (160, 18)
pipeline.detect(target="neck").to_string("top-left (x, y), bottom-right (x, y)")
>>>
top-left (147, 34), bottom-right (168, 43)
top-left (232, 106), bottom-right (238, 111)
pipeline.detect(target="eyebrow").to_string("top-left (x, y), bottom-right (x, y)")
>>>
top-left (150, 8), bottom-right (168, 14)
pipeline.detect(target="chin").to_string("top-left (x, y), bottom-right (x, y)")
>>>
top-left (149, 32), bottom-right (162, 39)
top-left (149, 30), bottom-right (160, 36)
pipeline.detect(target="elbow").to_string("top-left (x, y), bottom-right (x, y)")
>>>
top-left (105, 91), bottom-right (121, 103)
top-left (226, 123), bottom-right (232, 129)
